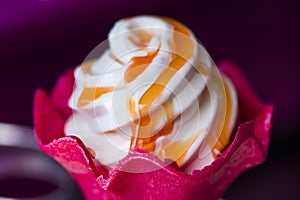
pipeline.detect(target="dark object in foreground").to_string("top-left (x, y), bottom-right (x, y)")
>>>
top-left (0, 145), bottom-right (84, 200)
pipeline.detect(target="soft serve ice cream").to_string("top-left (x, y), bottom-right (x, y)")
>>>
top-left (64, 16), bottom-right (238, 173)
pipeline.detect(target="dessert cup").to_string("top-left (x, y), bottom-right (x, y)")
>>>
top-left (34, 61), bottom-right (273, 200)
top-left (34, 16), bottom-right (273, 200)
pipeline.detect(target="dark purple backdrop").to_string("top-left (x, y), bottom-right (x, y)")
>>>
top-left (0, 0), bottom-right (299, 199)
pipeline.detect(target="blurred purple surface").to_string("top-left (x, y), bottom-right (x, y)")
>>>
top-left (0, 0), bottom-right (299, 199)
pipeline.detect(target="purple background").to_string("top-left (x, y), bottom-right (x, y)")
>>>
top-left (0, 0), bottom-right (299, 199)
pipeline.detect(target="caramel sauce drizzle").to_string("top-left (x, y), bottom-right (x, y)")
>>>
top-left (80, 59), bottom-right (96, 74)
top-left (128, 18), bottom-right (196, 165)
top-left (77, 17), bottom-right (234, 165)
top-left (77, 59), bottom-right (114, 108)
top-left (125, 47), bottom-right (160, 83)
top-left (78, 87), bottom-right (114, 108)
top-left (209, 80), bottom-right (233, 158)
top-left (129, 99), bottom-right (175, 152)
top-left (158, 129), bottom-right (205, 166)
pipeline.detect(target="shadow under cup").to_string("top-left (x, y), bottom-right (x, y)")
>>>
top-left (0, 146), bottom-right (84, 200)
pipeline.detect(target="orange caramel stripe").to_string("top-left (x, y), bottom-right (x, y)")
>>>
top-left (130, 17), bottom-right (195, 158)
top-left (78, 87), bottom-right (114, 107)
top-left (130, 100), bottom-right (175, 152)
top-left (211, 81), bottom-right (232, 157)
top-left (125, 48), bottom-right (160, 83)
top-left (139, 18), bottom-right (194, 111)
top-left (80, 59), bottom-right (96, 74)
top-left (158, 129), bottom-right (204, 166)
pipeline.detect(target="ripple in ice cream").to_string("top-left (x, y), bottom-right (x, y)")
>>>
top-left (64, 16), bottom-right (238, 173)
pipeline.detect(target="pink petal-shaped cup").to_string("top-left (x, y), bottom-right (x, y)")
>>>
top-left (34, 61), bottom-right (273, 200)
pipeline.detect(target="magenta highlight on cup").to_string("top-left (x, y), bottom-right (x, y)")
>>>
top-left (0, 123), bottom-right (84, 200)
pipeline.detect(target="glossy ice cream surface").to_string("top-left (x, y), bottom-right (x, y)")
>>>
top-left (64, 16), bottom-right (238, 173)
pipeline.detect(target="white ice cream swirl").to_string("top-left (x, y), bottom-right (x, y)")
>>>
top-left (64, 16), bottom-right (238, 173)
